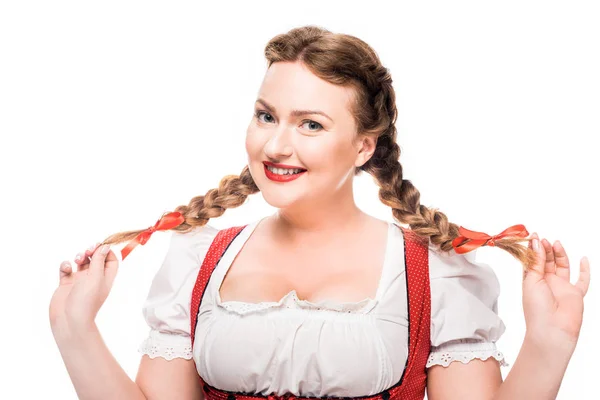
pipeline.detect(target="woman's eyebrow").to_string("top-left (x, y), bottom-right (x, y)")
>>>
top-left (255, 98), bottom-right (333, 122)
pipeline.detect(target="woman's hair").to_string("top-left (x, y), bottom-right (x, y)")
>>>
top-left (101, 25), bottom-right (536, 269)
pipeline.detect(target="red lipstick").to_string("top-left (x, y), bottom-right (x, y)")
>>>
top-left (263, 161), bottom-right (307, 183)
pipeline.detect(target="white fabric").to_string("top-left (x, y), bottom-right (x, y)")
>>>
top-left (138, 217), bottom-right (507, 397)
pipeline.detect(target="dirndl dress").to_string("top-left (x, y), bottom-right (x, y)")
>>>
top-left (188, 225), bottom-right (431, 400)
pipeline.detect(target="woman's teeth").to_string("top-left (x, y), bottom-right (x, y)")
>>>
top-left (266, 166), bottom-right (304, 175)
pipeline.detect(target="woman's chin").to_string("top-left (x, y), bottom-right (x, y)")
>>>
top-left (261, 190), bottom-right (303, 210)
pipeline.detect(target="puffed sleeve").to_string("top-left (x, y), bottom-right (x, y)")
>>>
top-left (426, 243), bottom-right (508, 368)
top-left (138, 224), bottom-right (219, 360)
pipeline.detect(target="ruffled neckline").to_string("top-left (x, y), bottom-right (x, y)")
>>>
top-left (212, 217), bottom-right (395, 316)
top-left (217, 289), bottom-right (379, 315)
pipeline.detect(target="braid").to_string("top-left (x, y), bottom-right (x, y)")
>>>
top-left (172, 166), bottom-right (259, 233)
top-left (100, 166), bottom-right (259, 246)
top-left (365, 121), bottom-right (536, 270)
top-left (346, 54), bottom-right (536, 269)
top-left (364, 133), bottom-right (457, 247)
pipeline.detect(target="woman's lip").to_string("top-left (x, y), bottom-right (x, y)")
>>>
top-left (263, 164), bottom-right (306, 182)
top-left (263, 161), bottom-right (306, 170)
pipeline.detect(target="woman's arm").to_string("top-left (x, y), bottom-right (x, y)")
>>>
top-left (429, 233), bottom-right (590, 399)
top-left (53, 322), bottom-right (205, 400)
top-left (427, 358), bottom-right (501, 399)
top-left (50, 244), bottom-right (149, 399)
top-left (493, 334), bottom-right (574, 399)
top-left (53, 322), bottom-right (147, 400)
top-left (427, 336), bottom-right (573, 400)
top-left (51, 208), bottom-right (219, 398)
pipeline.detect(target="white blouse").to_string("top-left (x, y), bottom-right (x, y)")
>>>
top-left (138, 217), bottom-right (507, 398)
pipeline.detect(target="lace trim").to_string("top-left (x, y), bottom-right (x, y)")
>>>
top-left (217, 289), bottom-right (378, 315)
top-left (138, 332), bottom-right (193, 361)
top-left (426, 349), bottom-right (509, 368)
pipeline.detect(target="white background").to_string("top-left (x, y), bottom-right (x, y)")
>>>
top-left (1, 1), bottom-right (598, 399)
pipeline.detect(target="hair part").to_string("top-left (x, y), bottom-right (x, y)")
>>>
top-left (101, 25), bottom-right (536, 270)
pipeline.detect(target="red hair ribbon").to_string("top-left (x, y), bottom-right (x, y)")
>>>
top-left (451, 224), bottom-right (529, 254)
top-left (121, 211), bottom-right (185, 260)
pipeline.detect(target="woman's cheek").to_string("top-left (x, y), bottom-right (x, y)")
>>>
top-left (245, 126), bottom-right (263, 159)
top-left (298, 138), bottom-right (337, 169)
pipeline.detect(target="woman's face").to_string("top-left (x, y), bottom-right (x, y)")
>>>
top-left (245, 61), bottom-right (375, 210)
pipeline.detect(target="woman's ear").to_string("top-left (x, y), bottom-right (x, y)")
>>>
top-left (354, 134), bottom-right (377, 167)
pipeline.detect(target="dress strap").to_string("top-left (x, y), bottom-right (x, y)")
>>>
top-left (190, 225), bottom-right (248, 348)
top-left (389, 226), bottom-right (431, 399)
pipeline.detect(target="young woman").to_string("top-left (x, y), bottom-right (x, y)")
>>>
top-left (49, 25), bottom-right (590, 400)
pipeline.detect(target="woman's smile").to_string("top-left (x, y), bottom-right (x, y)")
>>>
top-left (263, 163), bottom-right (307, 182)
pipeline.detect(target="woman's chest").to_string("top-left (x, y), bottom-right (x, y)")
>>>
top-left (218, 235), bottom-right (388, 305)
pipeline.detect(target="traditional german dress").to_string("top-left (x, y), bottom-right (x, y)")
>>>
top-left (139, 216), bottom-right (507, 400)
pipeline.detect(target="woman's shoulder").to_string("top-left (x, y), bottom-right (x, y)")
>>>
top-left (427, 240), bottom-right (500, 294)
top-left (171, 222), bottom-right (220, 242)
top-left (424, 238), bottom-right (507, 368)
top-left (167, 223), bottom-right (221, 261)
top-left (388, 223), bottom-right (498, 284)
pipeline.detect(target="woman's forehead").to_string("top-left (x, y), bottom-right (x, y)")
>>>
top-left (258, 62), bottom-right (355, 119)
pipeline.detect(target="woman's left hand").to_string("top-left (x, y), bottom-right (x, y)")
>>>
top-left (522, 232), bottom-right (591, 350)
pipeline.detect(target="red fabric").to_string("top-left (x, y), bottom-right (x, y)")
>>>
top-left (190, 224), bottom-right (431, 400)
top-left (121, 211), bottom-right (185, 260)
top-left (452, 224), bottom-right (529, 254)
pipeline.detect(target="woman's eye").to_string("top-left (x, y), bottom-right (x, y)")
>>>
top-left (255, 110), bottom-right (274, 123)
top-left (301, 120), bottom-right (323, 132)
top-left (255, 110), bottom-right (322, 132)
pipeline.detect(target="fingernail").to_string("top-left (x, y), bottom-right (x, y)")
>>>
top-left (75, 254), bottom-right (81, 260)
top-left (101, 244), bottom-right (110, 255)
top-left (533, 238), bottom-right (539, 251)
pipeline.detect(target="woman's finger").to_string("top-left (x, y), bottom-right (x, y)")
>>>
top-left (74, 253), bottom-right (85, 265)
top-left (103, 248), bottom-right (120, 287)
top-left (84, 243), bottom-right (101, 258)
top-left (75, 243), bottom-right (100, 271)
top-left (553, 240), bottom-right (570, 282)
top-left (81, 243), bottom-right (100, 263)
top-left (524, 232), bottom-right (538, 280)
top-left (89, 244), bottom-right (111, 277)
top-left (575, 257), bottom-right (591, 297)
top-left (541, 238), bottom-right (555, 274)
top-left (59, 261), bottom-right (74, 285)
top-left (527, 232), bottom-right (546, 281)
top-left (75, 253), bottom-right (89, 272)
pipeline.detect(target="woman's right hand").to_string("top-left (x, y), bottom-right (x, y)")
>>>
top-left (49, 243), bottom-right (120, 336)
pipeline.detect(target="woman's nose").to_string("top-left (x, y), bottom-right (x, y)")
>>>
top-left (263, 126), bottom-right (293, 158)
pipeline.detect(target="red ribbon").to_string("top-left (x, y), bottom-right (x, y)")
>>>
top-left (121, 211), bottom-right (185, 260)
top-left (451, 224), bottom-right (529, 254)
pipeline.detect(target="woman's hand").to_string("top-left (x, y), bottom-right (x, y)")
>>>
top-left (49, 243), bottom-right (119, 336)
top-left (522, 232), bottom-right (591, 351)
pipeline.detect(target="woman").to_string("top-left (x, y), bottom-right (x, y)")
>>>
top-left (49, 25), bottom-right (590, 399)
